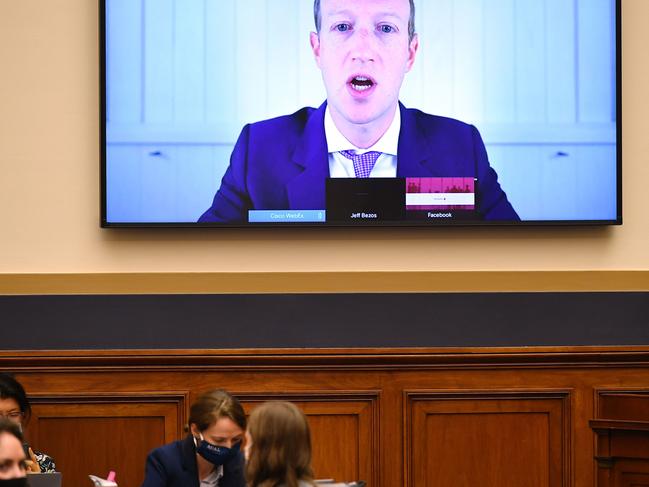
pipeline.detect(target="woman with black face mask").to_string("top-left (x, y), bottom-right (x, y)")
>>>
top-left (0, 418), bottom-right (29, 487)
top-left (141, 389), bottom-right (246, 487)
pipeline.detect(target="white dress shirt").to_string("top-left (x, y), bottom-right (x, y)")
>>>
top-left (324, 106), bottom-right (400, 178)
top-left (199, 465), bottom-right (223, 487)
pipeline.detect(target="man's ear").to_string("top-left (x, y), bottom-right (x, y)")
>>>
top-left (189, 423), bottom-right (198, 437)
top-left (310, 31), bottom-right (322, 67)
top-left (405, 33), bottom-right (419, 72)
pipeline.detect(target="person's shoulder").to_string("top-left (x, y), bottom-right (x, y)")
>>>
top-left (33, 451), bottom-right (56, 473)
top-left (246, 106), bottom-right (320, 136)
top-left (147, 437), bottom-right (185, 460)
top-left (403, 106), bottom-right (476, 134)
top-left (400, 106), bottom-right (485, 157)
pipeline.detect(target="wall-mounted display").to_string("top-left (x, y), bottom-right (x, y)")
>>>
top-left (102, 0), bottom-right (621, 227)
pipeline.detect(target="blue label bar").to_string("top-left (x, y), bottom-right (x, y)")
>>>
top-left (248, 210), bottom-right (326, 223)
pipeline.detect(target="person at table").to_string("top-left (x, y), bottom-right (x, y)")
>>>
top-left (0, 373), bottom-right (55, 473)
top-left (141, 389), bottom-right (246, 487)
top-left (244, 401), bottom-right (316, 487)
top-left (0, 418), bottom-right (29, 486)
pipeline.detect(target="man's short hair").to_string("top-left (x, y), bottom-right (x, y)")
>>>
top-left (0, 418), bottom-right (24, 443)
top-left (314, 0), bottom-right (416, 42)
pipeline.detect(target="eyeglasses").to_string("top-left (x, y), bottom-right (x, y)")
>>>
top-left (0, 411), bottom-right (24, 421)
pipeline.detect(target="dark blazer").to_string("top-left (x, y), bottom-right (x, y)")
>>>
top-left (198, 101), bottom-right (518, 222)
top-left (140, 435), bottom-right (245, 487)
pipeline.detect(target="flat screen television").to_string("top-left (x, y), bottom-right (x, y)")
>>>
top-left (101, 0), bottom-right (621, 227)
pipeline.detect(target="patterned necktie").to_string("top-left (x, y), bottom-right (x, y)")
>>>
top-left (339, 150), bottom-right (382, 178)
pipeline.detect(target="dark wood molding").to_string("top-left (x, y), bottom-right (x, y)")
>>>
top-left (2, 346), bottom-right (649, 371)
top-left (590, 420), bottom-right (649, 432)
top-left (234, 390), bottom-right (381, 402)
top-left (27, 391), bottom-right (190, 404)
top-left (403, 388), bottom-right (574, 400)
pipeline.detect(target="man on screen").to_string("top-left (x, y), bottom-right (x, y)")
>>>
top-left (199, 0), bottom-right (518, 222)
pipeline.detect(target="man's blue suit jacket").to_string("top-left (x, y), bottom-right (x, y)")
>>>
top-left (198, 102), bottom-right (518, 222)
top-left (140, 434), bottom-right (245, 487)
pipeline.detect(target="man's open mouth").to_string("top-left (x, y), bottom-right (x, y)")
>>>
top-left (349, 75), bottom-right (376, 92)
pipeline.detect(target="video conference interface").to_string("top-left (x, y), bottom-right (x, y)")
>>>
top-left (250, 177), bottom-right (477, 224)
top-left (103, 0), bottom-right (619, 226)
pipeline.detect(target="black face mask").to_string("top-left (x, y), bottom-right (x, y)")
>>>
top-left (194, 433), bottom-right (239, 466)
top-left (0, 478), bottom-right (29, 487)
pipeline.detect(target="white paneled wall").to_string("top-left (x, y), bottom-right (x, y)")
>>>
top-left (107, 144), bottom-right (233, 222)
top-left (106, 0), bottom-right (617, 222)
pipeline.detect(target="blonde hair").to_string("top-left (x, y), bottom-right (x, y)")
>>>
top-left (245, 401), bottom-right (314, 487)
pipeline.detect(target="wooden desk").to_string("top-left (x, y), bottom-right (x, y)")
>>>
top-left (591, 419), bottom-right (649, 487)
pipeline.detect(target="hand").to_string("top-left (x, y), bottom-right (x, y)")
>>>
top-left (27, 448), bottom-right (41, 473)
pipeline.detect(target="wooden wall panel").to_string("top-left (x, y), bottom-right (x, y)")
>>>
top-left (27, 393), bottom-right (188, 487)
top-left (596, 390), bottom-right (649, 421)
top-left (404, 391), bottom-right (570, 487)
top-left (3, 347), bottom-right (649, 487)
top-left (619, 468), bottom-right (649, 486)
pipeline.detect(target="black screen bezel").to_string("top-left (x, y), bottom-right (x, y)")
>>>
top-left (99, 0), bottom-right (622, 228)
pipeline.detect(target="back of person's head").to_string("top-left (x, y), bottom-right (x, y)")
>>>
top-left (188, 389), bottom-right (246, 432)
top-left (245, 401), bottom-right (314, 487)
top-left (0, 373), bottom-right (31, 423)
top-left (0, 418), bottom-right (27, 481)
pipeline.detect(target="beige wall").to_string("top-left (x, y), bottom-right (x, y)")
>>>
top-left (0, 0), bottom-right (647, 276)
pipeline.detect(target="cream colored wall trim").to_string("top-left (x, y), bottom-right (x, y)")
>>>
top-left (0, 271), bottom-right (647, 295)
